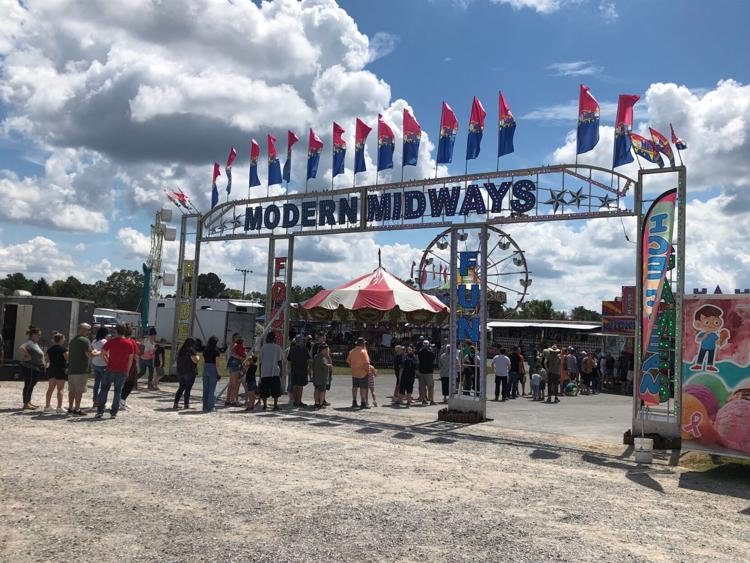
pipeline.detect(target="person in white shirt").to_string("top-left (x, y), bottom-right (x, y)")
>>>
top-left (91, 327), bottom-right (109, 408)
top-left (491, 349), bottom-right (511, 401)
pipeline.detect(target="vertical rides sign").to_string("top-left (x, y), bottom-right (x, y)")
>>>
top-left (639, 189), bottom-right (676, 405)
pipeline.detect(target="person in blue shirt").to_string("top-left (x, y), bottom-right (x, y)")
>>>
top-left (690, 304), bottom-right (730, 373)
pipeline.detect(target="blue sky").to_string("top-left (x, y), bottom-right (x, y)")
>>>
top-left (1, 0), bottom-right (749, 310)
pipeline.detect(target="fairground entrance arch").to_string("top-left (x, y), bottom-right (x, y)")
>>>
top-left (171, 163), bottom-right (686, 439)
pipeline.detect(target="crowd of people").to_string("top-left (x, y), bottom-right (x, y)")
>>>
top-left (15, 321), bottom-right (625, 418)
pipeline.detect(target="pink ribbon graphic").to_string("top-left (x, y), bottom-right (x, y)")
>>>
top-left (682, 411), bottom-right (703, 438)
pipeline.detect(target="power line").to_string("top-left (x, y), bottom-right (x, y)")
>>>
top-left (235, 268), bottom-right (253, 298)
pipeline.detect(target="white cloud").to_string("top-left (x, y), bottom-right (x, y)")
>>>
top-left (368, 32), bottom-right (398, 62)
top-left (598, 1), bottom-right (619, 23)
top-left (490, 0), bottom-right (563, 14)
top-left (546, 61), bottom-right (603, 77)
top-left (522, 100), bottom-right (618, 121)
top-left (118, 227), bottom-right (152, 260)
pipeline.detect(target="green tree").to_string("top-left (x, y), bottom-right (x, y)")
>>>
top-left (54, 276), bottom-right (83, 298)
top-left (1, 273), bottom-right (35, 293)
top-left (105, 269), bottom-right (144, 311)
top-left (219, 288), bottom-right (243, 299)
top-left (570, 306), bottom-right (602, 322)
top-left (32, 277), bottom-right (53, 296)
top-left (512, 299), bottom-right (567, 320)
top-left (197, 273), bottom-right (226, 298)
top-left (291, 284), bottom-right (324, 303)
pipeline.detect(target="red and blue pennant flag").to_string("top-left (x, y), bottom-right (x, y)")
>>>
top-left (576, 84), bottom-right (600, 155)
top-left (225, 146), bottom-right (237, 195)
top-left (670, 123), bottom-right (687, 150)
top-left (648, 127), bottom-right (675, 167)
top-left (612, 94), bottom-right (639, 168)
top-left (211, 163), bottom-right (221, 209)
top-left (466, 96), bottom-right (486, 160)
top-left (629, 132), bottom-right (664, 167)
top-left (249, 139), bottom-right (261, 187)
top-left (402, 108), bottom-right (421, 167)
top-left (306, 128), bottom-right (323, 180)
top-left (332, 121), bottom-right (346, 178)
top-left (174, 188), bottom-right (190, 209)
top-left (354, 118), bottom-right (372, 174)
top-left (497, 91), bottom-right (516, 158)
top-left (267, 134), bottom-right (282, 186)
top-left (437, 101), bottom-right (458, 164)
top-left (165, 191), bottom-right (181, 210)
top-left (282, 130), bottom-right (299, 183)
top-left (377, 113), bottom-right (395, 172)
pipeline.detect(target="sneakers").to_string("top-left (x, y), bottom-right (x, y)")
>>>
top-left (706, 366), bottom-right (719, 373)
top-left (55, 407), bottom-right (65, 414)
top-left (94, 413), bottom-right (103, 419)
top-left (429, 401), bottom-right (437, 406)
top-left (373, 401), bottom-right (378, 407)
top-left (352, 400), bottom-right (358, 409)
top-left (120, 401), bottom-right (128, 410)
top-left (360, 402), bottom-right (370, 409)
top-left (44, 406), bottom-right (54, 413)
top-left (554, 397), bottom-right (560, 403)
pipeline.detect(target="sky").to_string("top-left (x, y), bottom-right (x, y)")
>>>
top-left (1, 0), bottom-right (749, 312)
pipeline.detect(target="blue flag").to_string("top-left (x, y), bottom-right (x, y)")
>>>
top-left (307, 128), bottom-right (323, 180)
top-left (249, 139), bottom-right (261, 187)
top-left (497, 91), bottom-right (516, 158)
top-left (283, 130), bottom-right (299, 183)
top-left (466, 96), bottom-right (486, 161)
top-left (267, 134), bottom-right (282, 186)
top-left (437, 102), bottom-right (458, 164)
top-left (576, 85), bottom-right (600, 155)
top-left (377, 114), bottom-right (394, 172)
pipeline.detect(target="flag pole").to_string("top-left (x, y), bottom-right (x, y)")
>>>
top-left (676, 147), bottom-right (684, 167)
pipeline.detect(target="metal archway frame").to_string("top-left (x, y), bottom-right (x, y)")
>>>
top-left (171, 163), bottom-right (686, 436)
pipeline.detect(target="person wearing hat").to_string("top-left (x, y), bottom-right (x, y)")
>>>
top-left (347, 337), bottom-right (370, 409)
top-left (67, 322), bottom-right (96, 415)
top-left (288, 334), bottom-right (310, 407)
top-left (542, 343), bottom-right (561, 403)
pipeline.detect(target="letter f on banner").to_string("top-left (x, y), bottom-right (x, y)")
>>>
top-left (459, 251), bottom-right (478, 277)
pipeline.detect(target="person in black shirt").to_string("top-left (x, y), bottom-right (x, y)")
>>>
top-left (202, 336), bottom-right (220, 413)
top-left (44, 332), bottom-right (68, 414)
top-left (244, 354), bottom-right (258, 411)
top-left (399, 346), bottom-right (418, 407)
top-left (417, 341), bottom-right (436, 405)
top-left (392, 345), bottom-right (404, 404)
top-left (310, 332), bottom-right (331, 404)
top-left (288, 335), bottom-right (310, 407)
top-left (508, 347), bottom-right (521, 399)
top-left (153, 338), bottom-right (166, 391)
top-left (174, 338), bottom-right (199, 410)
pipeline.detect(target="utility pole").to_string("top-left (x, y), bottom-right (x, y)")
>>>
top-left (235, 267), bottom-right (253, 298)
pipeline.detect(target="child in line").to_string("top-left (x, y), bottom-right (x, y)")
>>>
top-left (367, 364), bottom-right (378, 407)
top-left (538, 367), bottom-right (547, 402)
top-left (531, 370), bottom-right (542, 402)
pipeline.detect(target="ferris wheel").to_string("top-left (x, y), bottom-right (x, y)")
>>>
top-left (416, 226), bottom-right (531, 317)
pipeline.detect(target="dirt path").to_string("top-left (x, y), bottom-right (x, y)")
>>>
top-left (0, 382), bottom-right (748, 562)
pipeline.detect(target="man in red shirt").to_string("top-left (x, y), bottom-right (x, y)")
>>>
top-left (96, 324), bottom-right (136, 419)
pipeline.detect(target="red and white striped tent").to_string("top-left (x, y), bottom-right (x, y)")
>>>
top-left (294, 266), bottom-right (449, 325)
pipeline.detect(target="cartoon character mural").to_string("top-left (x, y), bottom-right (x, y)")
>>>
top-left (681, 296), bottom-right (750, 457)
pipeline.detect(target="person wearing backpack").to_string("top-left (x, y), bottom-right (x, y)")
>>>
top-left (543, 344), bottom-right (562, 403)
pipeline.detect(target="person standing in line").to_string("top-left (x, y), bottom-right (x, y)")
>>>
top-left (367, 364), bottom-right (378, 407)
top-left (226, 336), bottom-right (247, 407)
top-left (392, 345), bottom-right (405, 404)
top-left (312, 344), bottom-right (332, 409)
top-left (462, 346), bottom-right (478, 394)
top-left (518, 348), bottom-right (527, 396)
top-left (173, 338), bottom-right (200, 410)
top-left (507, 346), bottom-right (522, 399)
top-left (417, 340), bottom-right (436, 406)
top-left (399, 345), bottom-right (418, 407)
top-left (581, 351), bottom-right (596, 394)
top-left (44, 332), bottom-right (68, 414)
top-left (91, 327), bottom-right (108, 408)
top-left (67, 323), bottom-right (95, 416)
top-left (438, 344), bottom-right (456, 404)
top-left (288, 335), bottom-right (310, 407)
top-left (243, 354), bottom-right (258, 411)
top-left (346, 337), bottom-right (370, 409)
top-left (119, 325), bottom-right (141, 410)
top-left (491, 348), bottom-right (511, 401)
top-left (258, 332), bottom-right (283, 411)
top-left (139, 328), bottom-right (157, 390)
top-left (565, 347), bottom-right (579, 386)
top-left (153, 338), bottom-right (166, 391)
top-left (96, 324), bottom-right (135, 419)
top-left (19, 326), bottom-right (45, 410)
top-left (531, 369), bottom-right (543, 401)
top-left (543, 343), bottom-right (562, 404)
top-left (310, 332), bottom-right (331, 406)
top-left (202, 336), bottom-right (220, 413)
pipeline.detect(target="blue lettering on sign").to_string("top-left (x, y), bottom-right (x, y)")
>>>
top-left (237, 180), bottom-right (548, 234)
top-left (456, 251), bottom-right (481, 344)
top-left (511, 179), bottom-right (536, 213)
top-left (458, 317), bottom-right (480, 342)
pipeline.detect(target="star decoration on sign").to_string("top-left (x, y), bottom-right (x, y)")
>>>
top-left (543, 190), bottom-right (567, 213)
top-left (566, 187), bottom-right (588, 208)
top-left (597, 194), bottom-right (615, 208)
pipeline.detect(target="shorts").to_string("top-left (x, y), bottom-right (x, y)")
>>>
top-left (292, 373), bottom-right (308, 387)
top-left (259, 376), bottom-right (281, 399)
top-left (351, 376), bottom-right (368, 389)
top-left (227, 358), bottom-right (242, 373)
top-left (48, 370), bottom-right (67, 381)
top-left (68, 373), bottom-right (89, 394)
top-left (368, 373), bottom-right (376, 389)
top-left (314, 384), bottom-right (326, 392)
top-left (419, 372), bottom-right (434, 385)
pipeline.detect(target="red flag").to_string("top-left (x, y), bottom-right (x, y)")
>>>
top-left (648, 127), bottom-right (675, 167)
top-left (469, 96), bottom-right (486, 131)
top-left (403, 108), bottom-right (421, 138)
top-left (378, 114), bottom-right (395, 142)
top-left (225, 146), bottom-right (237, 169)
top-left (287, 130), bottom-right (299, 152)
top-left (355, 118), bottom-right (372, 145)
top-left (440, 101), bottom-right (459, 131)
top-left (308, 128), bottom-right (323, 153)
top-left (615, 94), bottom-right (639, 129)
top-left (211, 163), bottom-right (220, 184)
top-left (670, 123), bottom-right (687, 150)
top-left (333, 121), bottom-right (346, 149)
top-left (267, 135), bottom-right (278, 160)
top-left (250, 139), bottom-right (260, 162)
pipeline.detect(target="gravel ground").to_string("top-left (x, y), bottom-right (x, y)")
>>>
top-left (0, 381), bottom-right (748, 562)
